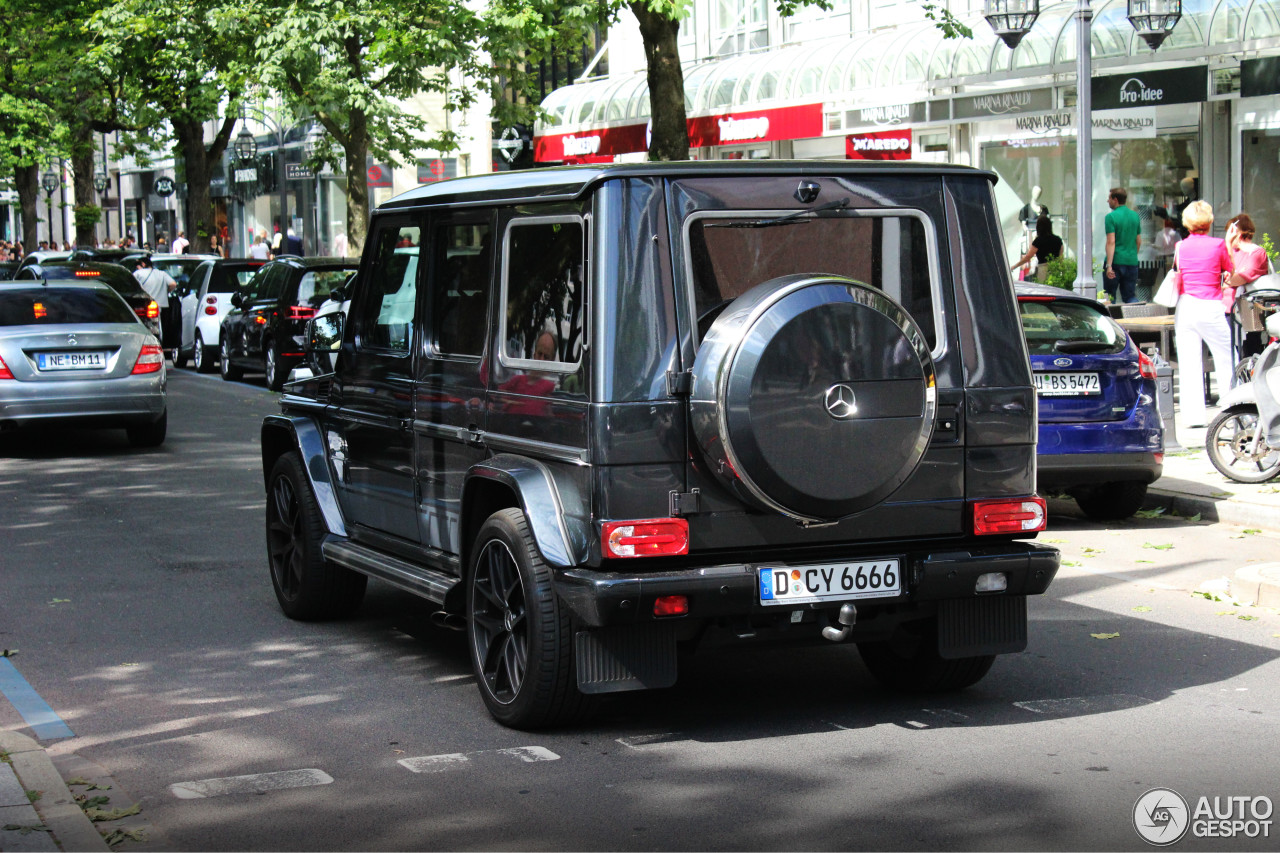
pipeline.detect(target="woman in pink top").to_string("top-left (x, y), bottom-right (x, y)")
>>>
top-left (1226, 212), bottom-right (1271, 357)
top-left (1174, 200), bottom-right (1236, 426)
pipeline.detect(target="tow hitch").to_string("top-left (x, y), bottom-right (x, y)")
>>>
top-left (821, 603), bottom-right (858, 642)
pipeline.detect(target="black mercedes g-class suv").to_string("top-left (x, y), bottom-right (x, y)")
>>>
top-left (261, 161), bottom-right (1059, 729)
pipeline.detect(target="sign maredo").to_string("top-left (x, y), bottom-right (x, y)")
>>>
top-left (845, 129), bottom-right (912, 161)
top-left (534, 103), bottom-right (824, 163)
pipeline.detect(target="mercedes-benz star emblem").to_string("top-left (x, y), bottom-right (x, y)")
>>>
top-left (824, 384), bottom-right (858, 420)
top-left (66, 334), bottom-right (77, 346)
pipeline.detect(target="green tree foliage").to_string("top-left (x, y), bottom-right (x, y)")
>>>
top-left (87, 0), bottom-right (255, 253)
top-left (250, 0), bottom-right (488, 254)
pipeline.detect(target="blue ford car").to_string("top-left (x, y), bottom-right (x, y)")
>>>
top-left (1017, 283), bottom-right (1163, 520)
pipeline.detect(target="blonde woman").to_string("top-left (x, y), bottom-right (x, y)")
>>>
top-left (1173, 200), bottom-right (1237, 426)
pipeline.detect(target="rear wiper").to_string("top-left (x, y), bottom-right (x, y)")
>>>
top-left (1054, 340), bottom-right (1114, 354)
top-left (709, 197), bottom-right (851, 228)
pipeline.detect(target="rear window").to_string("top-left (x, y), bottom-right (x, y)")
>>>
top-left (210, 265), bottom-right (263, 292)
top-left (153, 259), bottom-right (203, 284)
top-left (0, 288), bottom-right (136, 326)
top-left (297, 269), bottom-right (355, 306)
top-left (35, 266), bottom-right (144, 297)
top-left (1019, 298), bottom-right (1126, 355)
top-left (686, 212), bottom-right (938, 349)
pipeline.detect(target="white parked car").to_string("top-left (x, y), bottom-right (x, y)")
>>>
top-left (176, 259), bottom-right (267, 372)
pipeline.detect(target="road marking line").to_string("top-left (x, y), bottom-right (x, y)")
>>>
top-left (616, 733), bottom-right (688, 749)
top-left (921, 708), bottom-right (970, 723)
top-left (398, 746), bottom-right (560, 774)
top-left (0, 658), bottom-right (75, 740)
top-left (904, 720), bottom-right (928, 729)
top-left (168, 769), bottom-right (333, 799)
top-left (1014, 693), bottom-right (1154, 716)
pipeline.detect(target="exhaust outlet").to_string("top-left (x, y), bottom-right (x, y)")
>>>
top-left (821, 603), bottom-right (858, 642)
top-left (430, 610), bottom-right (467, 632)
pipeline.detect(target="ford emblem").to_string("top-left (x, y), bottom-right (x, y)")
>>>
top-left (1053, 357), bottom-right (1072, 368)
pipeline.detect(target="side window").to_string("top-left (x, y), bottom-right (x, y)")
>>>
top-left (352, 221), bottom-right (421, 352)
top-left (259, 267), bottom-right (287, 303)
top-left (432, 220), bottom-right (492, 357)
top-left (500, 218), bottom-right (585, 370)
top-left (240, 269), bottom-right (266, 300)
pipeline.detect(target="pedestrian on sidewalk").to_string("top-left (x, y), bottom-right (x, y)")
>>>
top-left (1174, 200), bottom-right (1237, 427)
top-left (133, 256), bottom-right (177, 343)
top-left (1104, 187), bottom-right (1142, 303)
top-left (1226, 212), bottom-right (1271, 358)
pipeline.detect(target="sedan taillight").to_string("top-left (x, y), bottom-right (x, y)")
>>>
top-left (0, 354), bottom-right (12, 380)
top-left (131, 344), bottom-right (164, 375)
top-left (1137, 348), bottom-right (1157, 380)
top-left (136, 300), bottom-right (159, 320)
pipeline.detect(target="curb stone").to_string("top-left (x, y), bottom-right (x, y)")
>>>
top-left (0, 732), bottom-right (108, 853)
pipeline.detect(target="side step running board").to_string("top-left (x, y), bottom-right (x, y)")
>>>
top-left (322, 539), bottom-right (457, 605)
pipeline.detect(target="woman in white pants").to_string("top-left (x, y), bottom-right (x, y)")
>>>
top-left (1173, 201), bottom-right (1239, 427)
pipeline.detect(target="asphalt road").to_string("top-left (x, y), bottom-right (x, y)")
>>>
top-left (2, 369), bottom-right (1279, 851)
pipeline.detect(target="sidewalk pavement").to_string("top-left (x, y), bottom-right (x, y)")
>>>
top-left (1141, 407), bottom-right (1280, 606)
top-left (0, 731), bottom-right (107, 853)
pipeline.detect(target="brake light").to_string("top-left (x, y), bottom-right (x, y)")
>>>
top-left (135, 300), bottom-right (159, 320)
top-left (1137, 348), bottom-right (1157, 380)
top-left (1017, 295), bottom-right (1056, 302)
top-left (602, 518), bottom-right (690, 558)
top-left (33, 302), bottom-right (46, 320)
top-left (972, 497), bottom-right (1047, 535)
top-left (0, 355), bottom-right (12, 380)
top-left (287, 305), bottom-right (316, 321)
top-left (204, 306), bottom-right (217, 315)
top-left (74, 270), bottom-right (100, 278)
top-left (253, 315), bottom-right (267, 325)
top-left (131, 344), bottom-right (164, 374)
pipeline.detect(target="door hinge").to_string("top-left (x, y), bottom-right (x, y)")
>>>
top-left (669, 488), bottom-right (701, 516)
top-left (666, 370), bottom-right (693, 397)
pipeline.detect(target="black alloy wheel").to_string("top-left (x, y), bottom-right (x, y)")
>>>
top-left (265, 343), bottom-right (284, 392)
top-left (466, 508), bottom-right (593, 729)
top-left (265, 453), bottom-right (366, 620)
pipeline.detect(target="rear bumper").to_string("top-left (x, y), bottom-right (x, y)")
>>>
top-left (0, 377), bottom-right (165, 427)
top-left (1037, 451), bottom-right (1163, 489)
top-left (554, 541), bottom-right (1059, 628)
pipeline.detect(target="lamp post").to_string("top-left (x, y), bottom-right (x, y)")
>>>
top-left (985, 0), bottom-right (1180, 300)
top-left (93, 173), bottom-right (110, 242)
top-left (40, 168), bottom-right (58, 247)
top-left (237, 104), bottom-right (308, 251)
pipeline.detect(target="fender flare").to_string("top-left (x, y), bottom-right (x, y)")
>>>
top-left (465, 454), bottom-right (591, 568)
top-left (261, 414), bottom-right (347, 537)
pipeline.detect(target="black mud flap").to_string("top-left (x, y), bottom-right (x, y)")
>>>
top-left (936, 596), bottom-right (1027, 659)
top-left (575, 625), bottom-right (678, 694)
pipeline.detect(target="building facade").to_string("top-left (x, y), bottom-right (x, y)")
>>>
top-left (533, 0), bottom-right (1280, 285)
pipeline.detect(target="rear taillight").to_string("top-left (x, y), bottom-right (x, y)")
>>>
top-left (74, 270), bottom-right (100, 277)
top-left (1137, 348), bottom-right (1157, 380)
top-left (0, 355), bottom-right (12, 380)
top-left (136, 300), bottom-right (159, 320)
top-left (602, 518), bottom-right (690, 558)
top-left (287, 305), bottom-right (316, 321)
top-left (131, 344), bottom-right (164, 374)
top-left (972, 497), bottom-right (1047, 535)
top-left (204, 306), bottom-right (217, 315)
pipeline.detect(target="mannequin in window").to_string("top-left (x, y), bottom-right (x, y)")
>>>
top-left (1019, 186), bottom-right (1049, 228)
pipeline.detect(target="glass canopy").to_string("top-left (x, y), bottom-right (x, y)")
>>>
top-left (536, 0), bottom-right (1280, 134)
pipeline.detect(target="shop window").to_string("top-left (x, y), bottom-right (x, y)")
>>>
top-left (713, 0), bottom-right (768, 56)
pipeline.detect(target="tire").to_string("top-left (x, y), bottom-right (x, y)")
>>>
top-left (1070, 481), bottom-right (1148, 521)
top-left (193, 331), bottom-right (216, 374)
top-left (265, 343), bottom-right (285, 392)
top-left (1233, 356), bottom-right (1258, 389)
top-left (265, 453), bottom-right (367, 620)
top-left (171, 346), bottom-right (188, 369)
top-left (1206, 405), bottom-right (1280, 483)
top-left (125, 410), bottom-right (167, 448)
top-left (858, 620), bottom-right (995, 692)
top-left (220, 335), bottom-right (243, 381)
top-left (466, 508), bottom-right (593, 729)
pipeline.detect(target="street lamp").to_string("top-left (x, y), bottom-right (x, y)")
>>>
top-left (1128, 0), bottom-right (1182, 49)
top-left (984, 0), bottom-right (1040, 49)
top-left (41, 168), bottom-right (58, 246)
top-left (233, 127), bottom-right (258, 162)
top-left (986, 0), bottom-right (1179, 300)
top-left (237, 105), bottom-right (311, 251)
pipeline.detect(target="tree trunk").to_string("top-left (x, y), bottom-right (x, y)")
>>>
top-left (630, 2), bottom-right (688, 162)
top-left (174, 117), bottom-right (214, 254)
top-left (70, 134), bottom-right (97, 248)
top-left (15, 163), bottom-right (38, 249)
top-left (343, 108), bottom-right (369, 256)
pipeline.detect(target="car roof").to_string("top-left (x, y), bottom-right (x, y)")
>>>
top-left (0, 279), bottom-right (116, 295)
top-left (22, 261), bottom-right (144, 288)
top-left (1013, 282), bottom-right (1104, 308)
top-left (151, 253), bottom-right (219, 261)
top-left (379, 160), bottom-right (998, 211)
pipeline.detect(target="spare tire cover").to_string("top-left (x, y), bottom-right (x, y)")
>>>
top-left (690, 274), bottom-right (936, 521)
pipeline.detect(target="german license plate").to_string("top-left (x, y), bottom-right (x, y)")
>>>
top-left (36, 351), bottom-right (109, 371)
top-left (1034, 371), bottom-right (1100, 396)
top-left (758, 560), bottom-right (902, 606)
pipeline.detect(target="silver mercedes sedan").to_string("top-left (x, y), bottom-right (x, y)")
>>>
top-left (0, 281), bottom-right (167, 446)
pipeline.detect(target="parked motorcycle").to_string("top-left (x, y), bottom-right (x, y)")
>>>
top-left (1206, 290), bottom-right (1280, 483)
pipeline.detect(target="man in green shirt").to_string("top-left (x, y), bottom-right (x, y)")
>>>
top-left (1104, 186), bottom-right (1142, 303)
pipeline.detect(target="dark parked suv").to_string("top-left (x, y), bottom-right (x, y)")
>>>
top-left (260, 162), bottom-right (1060, 728)
top-left (221, 256), bottom-right (357, 390)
